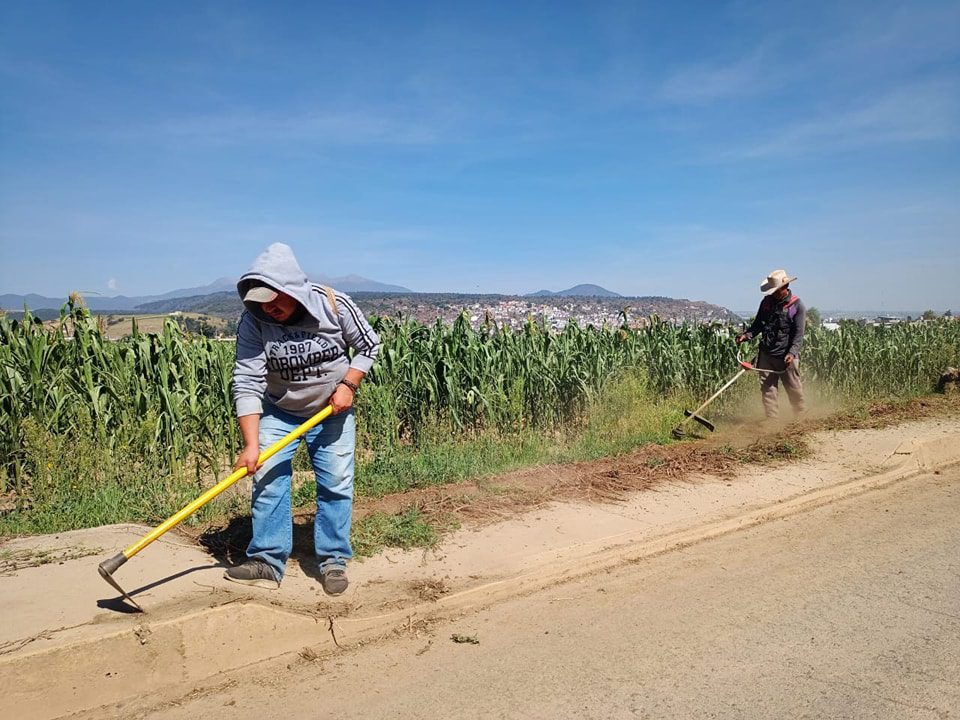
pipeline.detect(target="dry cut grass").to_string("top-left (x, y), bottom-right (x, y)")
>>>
top-left (345, 392), bottom-right (960, 535)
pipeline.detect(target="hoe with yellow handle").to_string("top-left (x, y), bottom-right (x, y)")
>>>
top-left (98, 404), bottom-right (334, 611)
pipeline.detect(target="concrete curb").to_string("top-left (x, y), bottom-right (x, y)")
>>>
top-left (2, 432), bottom-right (958, 720)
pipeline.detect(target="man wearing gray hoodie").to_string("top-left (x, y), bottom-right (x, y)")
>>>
top-left (224, 243), bottom-right (380, 595)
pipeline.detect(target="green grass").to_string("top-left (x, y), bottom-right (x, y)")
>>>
top-left (351, 508), bottom-right (453, 557)
top-left (0, 417), bottom-right (245, 536)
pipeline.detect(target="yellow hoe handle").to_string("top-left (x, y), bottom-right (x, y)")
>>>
top-left (107, 404), bottom-right (334, 568)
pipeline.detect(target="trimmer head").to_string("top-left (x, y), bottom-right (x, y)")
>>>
top-left (672, 409), bottom-right (716, 439)
top-left (683, 409), bottom-right (716, 432)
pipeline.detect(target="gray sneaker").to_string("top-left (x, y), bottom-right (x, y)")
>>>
top-left (320, 565), bottom-right (348, 596)
top-left (223, 559), bottom-right (280, 589)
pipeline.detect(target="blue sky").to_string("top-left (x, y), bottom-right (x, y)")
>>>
top-left (1, 0), bottom-right (958, 311)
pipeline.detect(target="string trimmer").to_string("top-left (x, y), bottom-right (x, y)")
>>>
top-left (97, 404), bottom-right (333, 611)
top-left (671, 349), bottom-right (784, 439)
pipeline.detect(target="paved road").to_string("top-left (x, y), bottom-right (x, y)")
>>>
top-left (142, 469), bottom-right (960, 720)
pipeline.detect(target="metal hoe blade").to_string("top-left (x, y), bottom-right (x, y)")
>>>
top-left (98, 553), bottom-right (143, 612)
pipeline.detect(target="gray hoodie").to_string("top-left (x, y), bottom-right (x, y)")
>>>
top-left (233, 243), bottom-right (380, 418)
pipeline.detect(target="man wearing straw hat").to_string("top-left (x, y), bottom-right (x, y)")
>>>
top-left (736, 269), bottom-right (807, 419)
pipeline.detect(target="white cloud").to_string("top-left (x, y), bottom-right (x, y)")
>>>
top-left (660, 51), bottom-right (769, 105)
top-left (107, 278), bottom-right (118, 291)
top-left (731, 80), bottom-right (960, 158)
top-left (824, 2), bottom-right (960, 69)
top-left (134, 107), bottom-right (451, 148)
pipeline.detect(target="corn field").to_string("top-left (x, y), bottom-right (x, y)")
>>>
top-left (1, 302), bottom-right (958, 528)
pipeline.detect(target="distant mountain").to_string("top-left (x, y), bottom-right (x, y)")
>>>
top-left (0, 274), bottom-right (412, 311)
top-left (137, 291), bottom-right (241, 316)
top-left (526, 284), bottom-right (622, 298)
top-left (152, 277), bottom-right (237, 300)
top-left (0, 293), bottom-right (145, 312)
top-left (313, 274), bottom-right (412, 294)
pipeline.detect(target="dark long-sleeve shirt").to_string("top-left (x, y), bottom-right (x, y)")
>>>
top-left (744, 294), bottom-right (806, 358)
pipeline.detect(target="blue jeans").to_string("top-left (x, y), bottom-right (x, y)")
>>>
top-left (246, 404), bottom-right (355, 581)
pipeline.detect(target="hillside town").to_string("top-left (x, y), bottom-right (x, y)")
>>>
top-left (350, 293), bottom-right (743, 329)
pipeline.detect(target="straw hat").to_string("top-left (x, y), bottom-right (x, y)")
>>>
top-left (760, 269), bottom-right (796, 295)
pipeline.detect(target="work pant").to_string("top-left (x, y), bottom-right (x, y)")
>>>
top-left (757, 350), bottom-right (806, 419)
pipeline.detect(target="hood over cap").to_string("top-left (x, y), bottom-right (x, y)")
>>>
top-left (237, 243), bottom-right (325, 324)
top-left (231, 242), bottom-right (382, 418)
